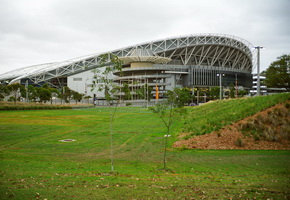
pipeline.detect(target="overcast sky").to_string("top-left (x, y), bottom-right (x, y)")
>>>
top-left (0, 0), bottom-right (289, 74)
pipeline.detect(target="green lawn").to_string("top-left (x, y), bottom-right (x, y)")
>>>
top-left (0, 95), bottom-right (289, 199)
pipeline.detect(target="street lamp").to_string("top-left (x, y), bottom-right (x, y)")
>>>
top-left (25, 80), bottom-right (29, 103)
top-left (255, 46), bottom-right (263, 96)
top-left (217, 73), bottom-right (225, 100)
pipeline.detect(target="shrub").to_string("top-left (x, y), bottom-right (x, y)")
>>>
top-left (216, 132), bottom-right (221, 137)
top-left (235, 138), bottom-right (244, 147)
top-left (253, 134), bottom-right (260, 141)
top-left (0, 104), bottom-right (73, 111)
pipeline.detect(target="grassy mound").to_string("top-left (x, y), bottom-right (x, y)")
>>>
top-left (174, 101), bottom-right (290, 150)
top-left (238, 101), bottom-right (290, 142)
top-left (180, 93), bottom-right (290, 140)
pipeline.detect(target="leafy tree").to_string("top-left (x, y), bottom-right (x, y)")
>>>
top-left (209, 87), bottom-right (220, 100)
top-left (229, 84), bottom-right (235, 98)
top-left (167, 87), bottom-right (192, 107)
top-left (84, 95), bottom-right (91, 104)
top-left (92, 53), bottom-right (123, 172)
top-left (264, 54), bottom-right (290, 91)
top-left (7, 83), bottom-right (23, 104)
top-left (49, 88), bottom-right (59, 104)
top-left (121, 83), bottom-right (131, 100)
top-left (31, 84), bottom-right (58, 103)
top-left (72, 90), bottom-right (84, 104)
top-left (136, 83), bottom-right (152, 102)
top-left (238, 90), bottom-right (248, 97)
top-left (42, 83), bottom-right (50, 89)
top-left (62, 86), bottom-right (73, 103)
top-left (149, 88), bottom-right (187, 170)
top-left (41, 84), bottom-right (60, 104)
top-left (36, 87), bottom-right (51, 103)
top-left (20, 85), bottom-right (27, 100)
top-left (8, 96), bottom-right (16, 102)
top-left (0, 85), bottom-right (9, 101)
top-left (27, 85), bottom-right (38, 102)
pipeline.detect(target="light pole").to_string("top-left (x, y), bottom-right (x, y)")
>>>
top-left (217, 73), bottom-right (225, 100)
top-left (255, 46), bottom-right (263, 96)
top-left (235, 74), bottom-right (238, 98)
top-left (25, 80), bottom-right (28, 102)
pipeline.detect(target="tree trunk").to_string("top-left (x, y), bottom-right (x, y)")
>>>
top-left (163, 126), bottom-right (170, 169)
top-left (14, 93), bottom-right (17, 104)
top-left (110, 108), bottom-right (114, 171)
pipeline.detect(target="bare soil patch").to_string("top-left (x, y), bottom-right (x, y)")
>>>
top-left (174, 102), bottom-right (290, 150)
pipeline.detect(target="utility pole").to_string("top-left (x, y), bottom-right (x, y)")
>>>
top-left (197, 90), bottom-right (199, 105)
top-left (255, 46), bottom-right (263, 96)
top-left (25, 80), bottom-right (28, 102)
top-left (61, 86), bottom-right (65, 104)
top-left (147, 78), bottom-right (149, 108)
top-left (235, 74), bottom-right (238, 98)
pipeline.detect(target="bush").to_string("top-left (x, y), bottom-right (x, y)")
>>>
top-left (0, 103), bottom-right (72, 111)
top-left (235, 138), bottom-right (244, 147)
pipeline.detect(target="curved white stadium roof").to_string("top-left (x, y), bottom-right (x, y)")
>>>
top-left (0, 63), bottom-right (56, 82)
top-left (0, 33), bottom-right (254, 85)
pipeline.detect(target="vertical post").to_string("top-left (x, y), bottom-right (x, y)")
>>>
top-left (192, 86), bottom-right (194, 104)
top-left (131, 79), bottom-right (133, 101)
top-left (110, 111), bottom-right (114, 172)
top-left (119, 80), bottom-right (121, 102)
top-left (235, 73), bottom-right (238, 98)
top-left (25, 80), bottom-right (28, 103)
top-left (255, 46), bottom-right (263, 96)
top-left (217, 74), bottom-right (222, 100)
top-left (217, 73), bottom-right (224, 100)
top-left (143, 78), bottom-right (146, 107)
top-left (61, 86), bottom-right (64, 104)
top-left (219, 74), bottom-right (222, 100)
top-left (147, 78), bottom-right (149, 107)
top-left (197, 90), bottom-right (199, 105)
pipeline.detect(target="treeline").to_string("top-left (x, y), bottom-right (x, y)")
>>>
top-left (0, 83), bottom-right (88, 104)
top-left (195, 85), bottom-right (248, 100)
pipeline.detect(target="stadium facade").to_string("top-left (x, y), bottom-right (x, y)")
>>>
top-left (0, 34), bottom-right (254, 100)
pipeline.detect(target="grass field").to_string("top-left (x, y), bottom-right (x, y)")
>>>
top-left (0, 94), bottom-right (289, 199)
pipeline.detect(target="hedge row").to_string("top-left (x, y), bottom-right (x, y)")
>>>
top-left (0, 105), bottom-right (72, 110)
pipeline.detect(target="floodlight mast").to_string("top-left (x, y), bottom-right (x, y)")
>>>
top-left (255, 46), bottom-right (263, 96)
top-left (217, 73), bottom-right (225, 100)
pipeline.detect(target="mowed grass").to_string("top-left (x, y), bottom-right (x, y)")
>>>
top-left (0, 95), bottom-right (289, 199)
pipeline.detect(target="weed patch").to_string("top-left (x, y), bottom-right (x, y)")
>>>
top-left (239, 101), bottom-right (290, 142)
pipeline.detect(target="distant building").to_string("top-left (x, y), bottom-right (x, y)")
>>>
top-left (250, 74), bottom-right (267, 95)
top-left (0, 34), bottom-right (254, 101)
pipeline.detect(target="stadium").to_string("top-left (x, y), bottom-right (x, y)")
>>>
top-left (0, 34), bottom-right (254, 102)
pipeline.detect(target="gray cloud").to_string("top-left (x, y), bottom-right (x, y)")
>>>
top-left (0, 0), bottom-right (289, 73)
